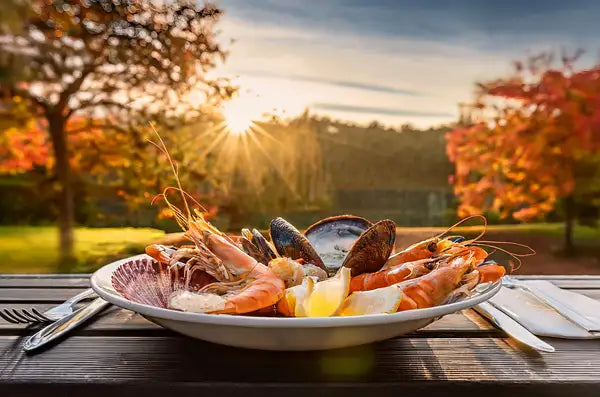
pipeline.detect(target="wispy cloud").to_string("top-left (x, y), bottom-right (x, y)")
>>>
top-left (234, 70), bottom-right (421, 96)
top-left (311, 103), bottom-right (453, 118)
top-left (219, 1), bottom-right (600, 127)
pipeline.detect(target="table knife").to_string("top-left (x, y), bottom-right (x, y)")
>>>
top-left (474, 301), bottom-right (555, 353)
top-left (23, 297), bottom-right (110, 352)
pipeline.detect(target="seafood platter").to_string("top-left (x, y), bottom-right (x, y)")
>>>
top-left (91, 137), bottom-right (532, 351)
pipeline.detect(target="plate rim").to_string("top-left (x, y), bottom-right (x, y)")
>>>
top-left (91, 254), bottom-right (501, 328)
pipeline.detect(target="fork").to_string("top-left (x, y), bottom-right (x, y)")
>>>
top-left (0, 288), bottom-right (97, 324)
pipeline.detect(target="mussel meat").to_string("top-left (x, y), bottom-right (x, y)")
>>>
top-left (304, 215), bottom-right (372, 272)
top-left (271, 215), bottom-right (396, 277)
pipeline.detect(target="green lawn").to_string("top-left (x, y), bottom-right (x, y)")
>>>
top-left (0, 226), bottom-right (165, 274)
top-left (0, 222), bottom-right (598, 274)
top-left (396, 222), bottom-right (600, 240)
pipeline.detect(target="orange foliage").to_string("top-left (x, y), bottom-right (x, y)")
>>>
top-left (0, 120), bottom-right (48, 174)
top-left (447, 54), bottom-right (600, 221)
top-left (0, 115), bottom-right (117, 174)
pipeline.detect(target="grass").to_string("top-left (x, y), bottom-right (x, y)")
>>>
top-left (0, 222), bottom-right (598, 274)
top-left (0, 226), bottom-right (165, 274)
top-left (395, 222), bottom-right (600, 240)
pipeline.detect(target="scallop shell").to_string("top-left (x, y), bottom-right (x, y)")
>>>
top-left (111, 257), bottom-right (216, 308)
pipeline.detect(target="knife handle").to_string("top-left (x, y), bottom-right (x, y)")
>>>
top-left (23, 298), bottom-right (110, 352)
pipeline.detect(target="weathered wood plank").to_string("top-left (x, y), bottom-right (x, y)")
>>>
top-left (0, 277), bottom-right (89, 288)
top-left (0, 274), bottom-right (89, 278)
top-left (1, 336), bottom-right (598, 384)
top-left (0, 305), bottom-right (495, 335)
top-left (1, 276), bottom-right (599, 396)
top-left (3, 383), bottom-right (600, 397)
top-left (515, 276), bottom-right (600, 289)
top-left (0, 288), bottom-right (89, 302)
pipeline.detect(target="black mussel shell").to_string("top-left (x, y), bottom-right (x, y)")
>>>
top-left (269, 217), bottom-right (327, 271)
top-left (240, 234), bottom-right (267, 264)
top-left (342, 219), bottom-right (396, 276)
top-left (240, 228), bottom-right (277, 265)
top-left (252, 228), bottom-right (277, 261)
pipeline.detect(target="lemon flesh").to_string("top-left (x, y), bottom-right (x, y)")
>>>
top-left (338, 285), bottom-right (404, 316)
top-left (303, 267), bottom-right (351, 317)
top-left (278, 276), bottom-right (315, 317)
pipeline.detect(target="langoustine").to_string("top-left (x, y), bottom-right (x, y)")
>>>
top-left (349, 245), bottom-right (495, 292)
top-left (339, 249), bottom-right (491, 316)
top-left (161, 218), bottom-right (284, 314)
top-left (114, 132), bottom-right (285, 315)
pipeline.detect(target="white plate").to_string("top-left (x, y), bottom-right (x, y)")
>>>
top-left (91, 254), bottom-right (501, 351)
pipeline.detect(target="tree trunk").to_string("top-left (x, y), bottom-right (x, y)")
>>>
top-left (564, 195), bottom-right (575, 254)
top-left (48, 113), bottom-right (75, 266)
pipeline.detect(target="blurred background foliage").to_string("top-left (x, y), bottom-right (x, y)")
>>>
top-left (0, 1), bottom-right (599, 273)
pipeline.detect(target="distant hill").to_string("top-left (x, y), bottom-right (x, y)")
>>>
top-left (311, 118), bottom-right (452, 191)
top-left (239, 115), bottom-right (456, 228)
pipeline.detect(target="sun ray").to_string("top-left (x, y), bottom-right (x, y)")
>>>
top-left (248, 122), bottom-right (281, 145)
top-left (199, 125), bottom-right (230, 159)
top-left (239, 131), bottom-right (266, 206)
top-left (245, 128), bottom-right (301, 200)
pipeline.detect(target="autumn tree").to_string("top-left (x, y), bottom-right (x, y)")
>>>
top-left (447, 52), bottom-right (600, 251)
top-left (0, 0), bottom-right (230, 261)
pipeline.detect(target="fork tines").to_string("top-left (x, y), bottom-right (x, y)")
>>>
top-left (0, 308), bottom-right (51, 324)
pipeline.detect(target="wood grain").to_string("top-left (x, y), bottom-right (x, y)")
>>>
top-left (0, 304), bottom-right (495, 336)
top-left (1, 336), bottom-right (599, 382)
top-left (1, 336), bottom-right (599, 396)
top-left (0, 276), bottom-right (89, 288)
top-left (0, 288), bottom-right (89, 302)
top-left (0, 275), bottom-right (598, 396)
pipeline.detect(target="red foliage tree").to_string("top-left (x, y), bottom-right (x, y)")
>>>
top-left (447, 53), bottom-right (600, 250)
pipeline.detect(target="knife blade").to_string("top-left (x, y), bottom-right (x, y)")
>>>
top-left (23, 297), bottom-right (110, 352)
top-left (474, 301), bottom-right (555, 353)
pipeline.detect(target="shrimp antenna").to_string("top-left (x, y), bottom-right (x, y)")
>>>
top-left (152, 187), bottom-right (201, 231)
top-left (472, 240), bottom-right (535, 272)
top-left (154, 192), bottom-right (187, 230)
top-left (437, 214), bottom-right (488, 244)
top-left (147, 122), bottom-right (192, 226)
top-left (469, 242), bottom-right (533, 271)
top-left (436, 215), bottom-right (535, 272)
top-left (475, 240), bottom-right (536, 256)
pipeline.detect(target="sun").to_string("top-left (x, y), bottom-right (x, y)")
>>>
top-left (221, 97), bottom-right (259, 136)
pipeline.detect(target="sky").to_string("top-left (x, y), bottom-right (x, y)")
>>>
top-left (215, 0), bottom-right (600, 128)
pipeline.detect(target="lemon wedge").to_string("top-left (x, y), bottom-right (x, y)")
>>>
top-left (303, 266), bottom-right (351, 317)
top-left (277, 276), bottom-right (315, 317)
top-left (338, 285), bottom-right (403, 316)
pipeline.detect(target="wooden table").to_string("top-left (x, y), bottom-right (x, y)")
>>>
top-left (1, 275), bottom-right (599, 397)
